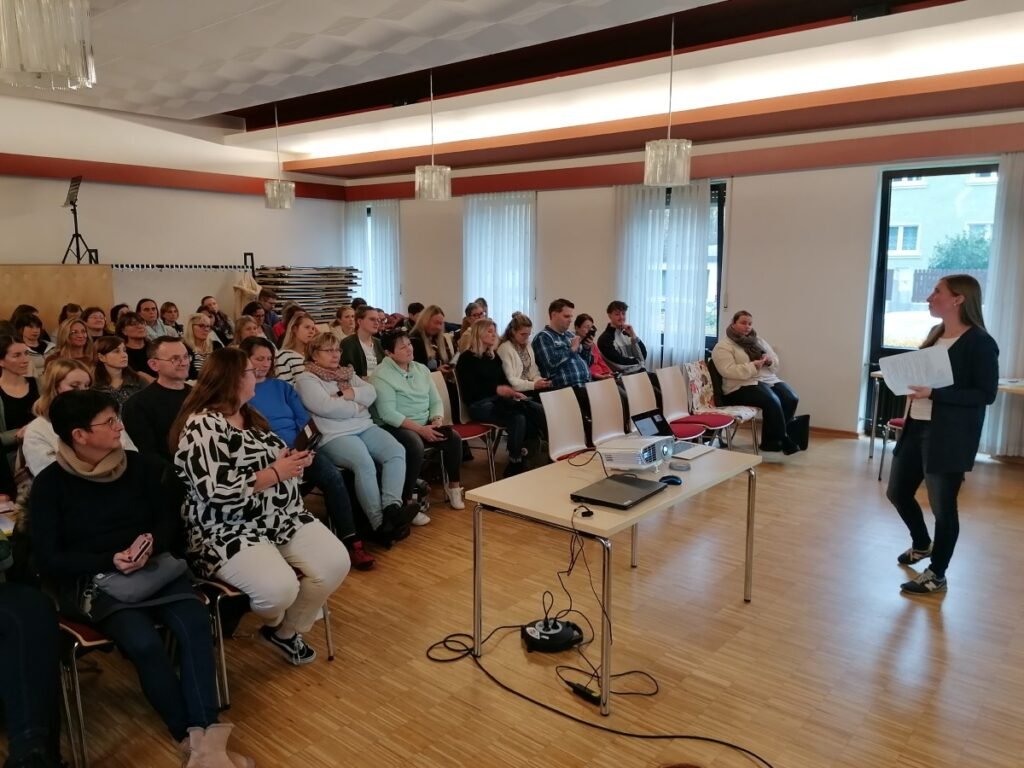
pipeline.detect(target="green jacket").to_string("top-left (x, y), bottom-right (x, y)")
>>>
top-left (370, 357), bottom-right (442, 428)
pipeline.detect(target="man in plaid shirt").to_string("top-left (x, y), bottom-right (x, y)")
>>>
top-left (532, 298), bottom-right (593, 389)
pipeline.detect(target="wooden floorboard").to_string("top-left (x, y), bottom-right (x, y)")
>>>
top-left (14, 436), bottom-right (1024, 767)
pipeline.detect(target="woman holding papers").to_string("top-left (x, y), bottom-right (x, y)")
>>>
top-left (712, 311), bottom-right (800, 458)
top-left (887, 274), bottom-right (999, 596)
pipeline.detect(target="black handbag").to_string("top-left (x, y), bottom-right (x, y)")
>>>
top-left (787, 414), bottom-right (811, 451)
top-left (92, 553), bottom-right (188, 603)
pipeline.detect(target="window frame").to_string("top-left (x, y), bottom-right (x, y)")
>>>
top-left (705, 181), bottom-right (726, 350)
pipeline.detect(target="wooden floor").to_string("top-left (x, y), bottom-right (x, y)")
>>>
top-left (15, 435), bottom-right (1024, 768)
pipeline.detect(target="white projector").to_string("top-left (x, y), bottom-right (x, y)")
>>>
top-left (596, 435), bottom-right (674, 471)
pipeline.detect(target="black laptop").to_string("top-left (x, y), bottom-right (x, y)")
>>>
top-left (570, 475), bottom-right (667, 510)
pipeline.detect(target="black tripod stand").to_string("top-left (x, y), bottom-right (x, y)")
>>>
top-left (61, 199), bottom-right (97, 264)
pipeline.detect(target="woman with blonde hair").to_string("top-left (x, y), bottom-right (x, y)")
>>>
top-left (46, 319), bottom-right (94, 366)
top-left (93, 335), bottom-right (148, 406)
top-left (232, 315), bottom-right (264, 346)
top-left (410, 305), bottom-right (454, 376)
top-left (496, 313), bottom-right (551, 393)
top-left (183, 313), bottom-right (224, 377)
top-left (275, 312), bottom-right (318, 384)
top-left (455, 319), bottom-right (546, 477)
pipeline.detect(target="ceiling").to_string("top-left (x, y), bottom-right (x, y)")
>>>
top-left (0, 0), bottom-right (716, 120)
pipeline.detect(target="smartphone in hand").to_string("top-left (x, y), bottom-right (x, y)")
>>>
top-left (125, 533), bottom-right (153, 564)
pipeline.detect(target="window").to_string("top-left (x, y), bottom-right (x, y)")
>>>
top-left (967, 223), bottom-right (993, 240)
top-left (968, 171), bottom-right (998, 184)
top-left (343, 200), bottom-right (400, 311)
top-left (887, 224), bottom-right (920, 255)
top-left (705, 183), bottom-right (726, 345)
top-left (892, 175), bottom-right (926, 188)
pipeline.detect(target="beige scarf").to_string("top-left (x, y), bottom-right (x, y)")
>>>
top-left (56, 442), bottom-right (128, 483)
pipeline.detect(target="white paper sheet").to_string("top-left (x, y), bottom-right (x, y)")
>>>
top-left (878, 346), bottom-right (954, 396)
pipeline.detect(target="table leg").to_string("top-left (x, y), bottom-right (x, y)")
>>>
top-left (869, 376), bottom-right (881, 459)
top-left (598, 536), bottom-right (613, 716)
top-left (630, 523), bottom-right (638, 568)
top-left (473, 503), bottom-right (483, 657)
top-left (744, 467), bottom-right (757, 603)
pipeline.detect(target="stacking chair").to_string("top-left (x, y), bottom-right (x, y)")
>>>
top-left (655, 366), bottom-right (734, 444)
top-left (877, 417), bottom-right (906, 481)
top-left (431, 370), bottom-right (497, 482)
top-left (620, 371), bottom-right (704, 442)
top-left (59, 617), bottom-right (116, 768)
top-left (539, 387), bottom-right (589, 461)
top-left (683, 360), bottom-right (760, 452)
top-left (586, 378), bottom-right (629, 446)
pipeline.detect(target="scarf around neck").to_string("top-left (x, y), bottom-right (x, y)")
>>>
top-left (56, 442), bottom-right (128, 483)
top-left (305, 361), bottom-right (355, 384)
top-left (726, 325), bottom-right (767, 362)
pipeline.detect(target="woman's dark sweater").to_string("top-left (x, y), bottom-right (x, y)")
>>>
top-left (456, 352), bottom-right (509, 405)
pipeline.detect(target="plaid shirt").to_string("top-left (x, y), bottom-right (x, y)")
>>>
top-left (532, 326), bottom-right (592, 389)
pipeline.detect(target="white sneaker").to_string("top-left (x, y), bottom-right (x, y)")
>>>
top-left (411, 511), bottom-right (431, 526)
top-left (446, 486), bottom-right (465, 510)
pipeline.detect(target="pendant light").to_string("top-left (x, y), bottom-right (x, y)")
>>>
top-left (0, 0), bottom-right (96, 90)
top-left (643, 18), bottom-right (691, 187)
top-left (414, 71), bottom-right (451, 201)
top-left (264, 104), bottom-right (295, 209)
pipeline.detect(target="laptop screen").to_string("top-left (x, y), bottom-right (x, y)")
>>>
top-left (632, 410), bottom-right (672, 438)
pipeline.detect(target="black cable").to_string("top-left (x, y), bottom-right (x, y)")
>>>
top-left (567, 449), bottom-right (609, 477)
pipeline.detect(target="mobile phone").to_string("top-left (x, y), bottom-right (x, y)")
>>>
top-left (126, 533), bottom-right (153, 563)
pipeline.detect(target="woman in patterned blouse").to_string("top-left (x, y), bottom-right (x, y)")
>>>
top-left (172, 348), bottom-right (350, 666)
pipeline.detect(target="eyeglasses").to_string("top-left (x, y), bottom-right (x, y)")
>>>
top-left (314, 348), bottom-right (341, 355)
top-left (154, 355), bottom-right (190, 364)
top-left (89, 416), bottom-right (122, 429)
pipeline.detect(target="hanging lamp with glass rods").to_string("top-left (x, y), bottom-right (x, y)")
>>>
top-left (643, 17), bottom-right (692, 187)
top-left (414, 71), bottom-right (452, 201)
top-left (0, 0), bottom-right (97, 90)
top-left (265, 104), bottom-right (295, 209)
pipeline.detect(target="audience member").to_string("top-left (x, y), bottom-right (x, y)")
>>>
top-left (410, 305), bottom-right (454, 376)
top-left (275, 312), bottom-right (317, 384)
top-left (58, 303), bottom-right (82, 325)
top-left (597, 301), bottom-right (648, 375)
top-left (24, 359), bottom-right (136, 477)
top-left (457, 319), bottom-right (546, 477)
top-left (82, 306), bottom-right (110, 340)
top-left (13, 314), bottom-right (54, 379)
top-left (472, 297), bottom-right (489, 317)
top-left (340, 306), bottom-right (384, 379)
top-left (295, 333), bottom-right (417, 545)
top-left (575, 314), bottom-right (614, 380)
top-left (173, 348), bottom-right (349, 666)
top-left (1, 335), bottom-right (40, 471)
top-left (199, 296), bottom-right (234, 346)
top-left (407, 302), bottom-right (425, 327)
top-left (183, 313), bottom-right (224, 377)
top-left (32, 389), bottom-right (251, 763)
top-left (272, 303), bottom-right (303, 344)
top-left (137, 298), bottom-right (177, 339)
top-left (47, 318), bottom-right (95, 365)
top-left (350, 297), bottom-right (367, 311)
top-left (242, 337), bottom-right (374, 571)
top-left (712, 310), bottom-right (800, 458)
top-left (329, 305), bottom-right (356, 340)
top-left (372, 330), bottom-right (464, 513)
top-left (532, 298), bottom-right (592, 390)
top-left (496, 313), bottom-right (551, 393)
top-left (160, 301), bottom-right (184, 336)
top-left (258, 288), bottom-right (280, 333)
top-left (121, 336), bottom-right (191, 463)
top-left (116, 311), bottom-right (153, 378)
top-left (93, 335), bottom-right (149, 406)
top-left (109, 303), bottom-right (131, 326)
top-left (233, 315), bottom-right (264, 346)
top-left (455, 302), bottom-right (486, 350)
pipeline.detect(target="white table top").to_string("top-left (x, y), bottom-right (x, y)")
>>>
top-left (466, 448), bottom-right (761, 538)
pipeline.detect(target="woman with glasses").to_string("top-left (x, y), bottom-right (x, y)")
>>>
top-left (339, 306), bottom-right (384, 380)
top-left (174, 348), bottom-right (349, 667)
top-left (183, 313), bottom-right (224, 377)
top-left (93, 335), bottom-right (148, 406)
top-left (46, 319), bottom-right (95, 366)
top-left (115, 312), bottom-right (153, 380)
top-left (82, 306), bottom-right (110, 340)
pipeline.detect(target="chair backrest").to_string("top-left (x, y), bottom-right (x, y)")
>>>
top-left (431, 370), bottom-right (455, 426)
top-left (655, 366), bottom-right (690, 421)
top-left (620, 370), bottom-right (657, 417)
top-left (586, 377), bottom-right (628, 446)
top-left (682, 360), bottom-right (717, 412)
top-left (704, 356), bottom-right (727, 408)
top-left (451, 374), bottom-right (476, 425)
top-left (539, 387), bottom-right (588, 461)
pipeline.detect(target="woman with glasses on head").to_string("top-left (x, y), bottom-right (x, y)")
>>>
top-left (296, 333), bottom-right (417, 546)
top-left (115, 312), bottom-right (154, 381)
top-left (339, 306), bottom-right (384, 380)
top-left (275, 312), bottom-right (318, 384)
top-left (160, 302), bottom-right (184, 336)
top-left (174, 348), bottom-right (349, 667)
top-left (23, 359), bottom-right (137, 477)
top-left (93, 335), bottom-right (148, 407)
top-left (46, 319), bottom-right (95, 366)
top-left (183, 313), bottom-right (224, 377)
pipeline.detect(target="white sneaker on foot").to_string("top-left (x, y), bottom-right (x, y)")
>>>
top-left (446, 486), bottom-right (465, 509)
top-left (411, 511), bottom-right (431, 526)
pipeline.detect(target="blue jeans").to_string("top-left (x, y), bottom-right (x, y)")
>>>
top-left (99, 594), bottom-right (219, 742)
top-left (468, 396), bottom-right (546, 459)
top-left (304, 450), bottom-right (357, 539)
top-left (0, 583), bottom-right (61, 765)
top-left (319, 425), bottom-right (405, 529)
top-left (886, 418), bottom-right (963, 578)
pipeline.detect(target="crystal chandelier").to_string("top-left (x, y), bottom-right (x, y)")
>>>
top-left (0, 0), bottom-right (96, 90)
top-left (644, 18), bottom-right (691, 187)
top-left (265, 104), bottom-right (295, 210)
top-left (415, 71), bottom-right (451, 201)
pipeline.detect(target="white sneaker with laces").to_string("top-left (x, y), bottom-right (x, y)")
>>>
top-left (411, 511), bottom-right (431, 526)
top-left (446, 486), bottom-right (465, 510)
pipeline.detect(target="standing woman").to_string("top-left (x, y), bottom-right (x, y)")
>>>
top-left (1, 336), bottom-right (40, 472)
top-left (183, 313), bottom-right (224, 377)
top-left (93, 336), bottom-right (148, 406)
top-left (47, 319), bottom-right (95, 366)
top-left (887, 274), bottom-right (999, 596)
top-left (173, 348), bottom-right (350, 666)
top-left (115, 312), bottom-right (153, 380)
top-left (275, 313), bottom-right (318, 384)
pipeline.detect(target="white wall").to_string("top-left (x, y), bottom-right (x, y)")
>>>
top-left (399, 198), bottom-right (464, 319)
top-left (724, 167), bottom-right (880, 432)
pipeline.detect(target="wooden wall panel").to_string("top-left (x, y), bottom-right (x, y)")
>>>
top-left (0, 264), bottom-right (113, 331)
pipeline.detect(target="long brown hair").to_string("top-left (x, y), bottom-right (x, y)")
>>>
top-left (93, 335), bottom-right (144, 388)
top-left (170, 347), bottom-right (268, 452)
top-left (500, 312), bottom-right (533, 346)
top-left (921, 274), bottom-right (987, 348)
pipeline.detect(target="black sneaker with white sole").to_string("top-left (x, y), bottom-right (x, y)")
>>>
top-left (900, 568), bottom-right (947, 595)
top-left (260, 625), bottom-right (317, 665)
top-left (897, 545), bottom-right (932, 565)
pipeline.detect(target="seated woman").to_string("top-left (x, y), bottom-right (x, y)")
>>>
top-left (454, 302), bottom-right (486, 352)
top-left (455, 319), bottom-right (546, 477)
top-left (496, 313), bottom-right (551, 393)
top-left (233, 315), bottom-right (263, 346)
top-left (93, 335), bottom-right (148, 406)
top-left (410, 305), bottom-right (455, 376)
top-left (242, 337), bottom-right (374, 571)
top-left (295, 333), bottom-right (417, 544)
top-left (183, 313), bottom-right (224, 377)
top-left (82, 306), bottom-right (110, 341)
top-left (23, 359), bottom-right (136, 477)
top-left (31, 389), bottom-right (251, 765)
top-left (1, 335), bottom-right (40, 474)
top-left (45, 319), bottom-right (94, 366)
top-left (57, 303), bottom-right (82, 326)
top-left (371, 330), bottom-right (465, 514)
top-left (161, 301), bottom-right (184, 336)
top-left (329, 305), bottom-right (356, 340)
top-left (711, 310), bottom-right (800, 456)
top-left (339, 306), bottom-right (384, 380)
top-left (275, 312), bottom-right (317, 384)
top-left (574, 314), bottom-right (614, 381)
top-left (13, 314), bottom-right (54, 380)
top-left (115, 312), bottom-right (153, 379)
top-left (173, 348), bottom-right (350, 667)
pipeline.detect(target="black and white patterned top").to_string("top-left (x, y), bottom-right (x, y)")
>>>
top-left (174, 411), bottom-right (315, 577)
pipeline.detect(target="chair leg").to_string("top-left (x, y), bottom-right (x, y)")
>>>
top-left (750, 420), bottom-right (760, 455)
top-left (212, 594), bottom-right (231, 709)
top-left (485, 433), bottom-right (496, 482)
top-left (68, 644), bottom-right (88, 768)
top-left (878, 426), bottom-right (889, 481)
top-left (60, 661), bottom-right (83, 768)
top-left (322, 602), bottom-right (336, 662)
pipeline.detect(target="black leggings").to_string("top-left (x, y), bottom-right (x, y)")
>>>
top-left (724, 381), bottom-right (799, 451)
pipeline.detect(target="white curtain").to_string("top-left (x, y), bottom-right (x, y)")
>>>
top-left (980, 153), bottom-right (1024, 456)
top-left (343, 199), bottom-right (400, 312)
top-left (463, 191), bottom-right (536, 327)
top-left (615, 181), bottom-right (710, 368)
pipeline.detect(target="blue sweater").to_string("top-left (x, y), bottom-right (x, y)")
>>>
top-left (250, 378), bottom-right (308, 448)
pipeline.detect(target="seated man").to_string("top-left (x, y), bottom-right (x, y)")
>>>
top-left (532, 298), bottom-right (593, 390)
top-left (597, 300), bottom-right (648, 375)
top-left (121, 336), bottom-right (191, 463)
